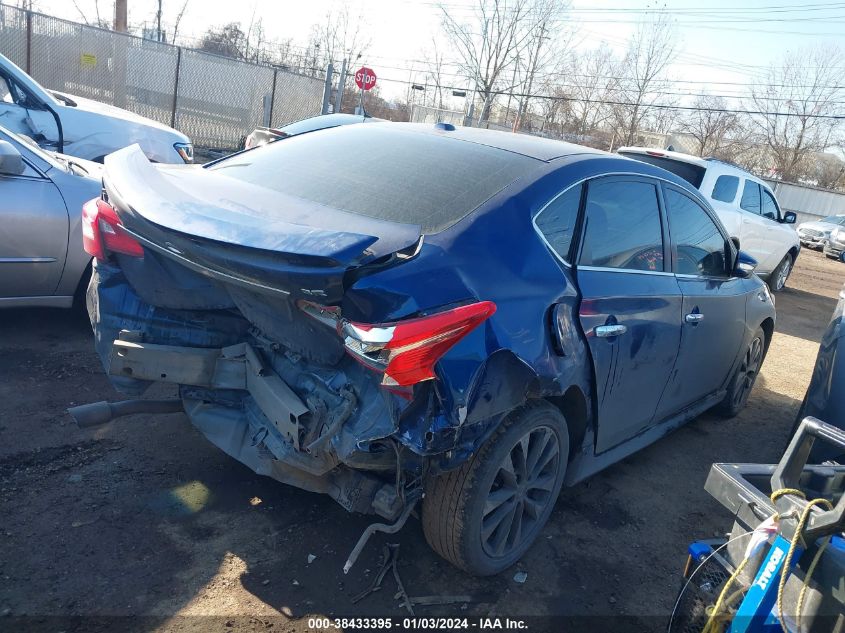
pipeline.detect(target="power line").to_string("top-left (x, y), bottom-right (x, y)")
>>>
top-left (375, 75), bottom-right (845, 120)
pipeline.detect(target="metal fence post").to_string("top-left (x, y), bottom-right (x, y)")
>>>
top-left (335, 58), bottom-right (347, 114)
top-left (170, 47), bottom-right (182, 129)
top-left (25, 10), bottom-right (32, 74)
top-left (321, 62), bottom-right (334, 115)
top-left (268, 69), bottom-right (278, 128)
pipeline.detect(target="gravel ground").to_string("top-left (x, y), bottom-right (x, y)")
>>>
top-left (1, 248), bottom-right (843, 632)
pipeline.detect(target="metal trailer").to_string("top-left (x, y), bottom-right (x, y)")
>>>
top-left (669, 417), bottom-right (845, 633)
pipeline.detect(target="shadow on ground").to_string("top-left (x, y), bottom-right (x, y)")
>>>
top-left (0, 288), bottom-right (819, 633)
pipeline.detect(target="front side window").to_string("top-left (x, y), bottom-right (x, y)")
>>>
top-left (761, 189), bottom-right (779, 220)
top-left (711, 175), bottom-right (739, 203)
top-left (535, 184), bottom-right (582, 262)
top-left (578, 179), bottom-right (664, 272)
top-left (666, 188), bottom-right (728, 277)
top-left (740, 181), bottom-right (761, 214)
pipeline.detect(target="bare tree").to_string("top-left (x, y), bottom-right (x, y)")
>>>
top-left (11, 0), bottom-right (38, 10)
top-left (567, 44), bottom-right (617, 139)
top-left (610, 11), bottom-right (677, 146)
top-left (70, 0), bottom-right (109, 28)
top-left (750, 45), bottom-right (845, 182)
top-left (312, 2), bottom-right (371, 69)
top-left (440, 0), bottom-right (538, 124)
top-left (171, 0), bottom-right (190, 44)
top-left (676, 95), bottom-right (742, 156)
top-left (511, 0), bottom-right (573, 132)
top-left (198, 22), bottom-right (247, 59)
top-left (422, 37), bottom-right (448, 110)
top-left (806, 150), bottom-right (845, 189)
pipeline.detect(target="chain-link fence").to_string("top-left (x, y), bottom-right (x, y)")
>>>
top-left (0, 4), bottom-right (327, 150)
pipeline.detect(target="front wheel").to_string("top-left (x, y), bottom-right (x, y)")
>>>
top-left (768, 254), bottom-right (793, 292)
top-left (715, 326), bottom-right (766, 418)
top-left (422, 401), bottom-right (568, 576)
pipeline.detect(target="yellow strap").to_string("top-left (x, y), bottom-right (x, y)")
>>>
top-left (701, 487), bottom-right (833, 633)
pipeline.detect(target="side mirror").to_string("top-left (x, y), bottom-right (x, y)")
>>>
top-left (0, 140), bottom-right (24, 176)
top-left (733, 250), bottom-right (758, 278)
top-left (782, 211), bottom-right (797, 224)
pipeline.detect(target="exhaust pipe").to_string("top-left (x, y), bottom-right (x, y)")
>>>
top-left (68, 399), bottom-right (184, 428)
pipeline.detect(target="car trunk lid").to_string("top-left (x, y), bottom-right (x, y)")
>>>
top-left (103, 145), bottom-right (423, 304)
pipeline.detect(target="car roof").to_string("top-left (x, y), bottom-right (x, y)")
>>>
top-left (392, 123), bottom-right (604, 162)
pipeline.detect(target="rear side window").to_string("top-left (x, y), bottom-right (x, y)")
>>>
top-left (619, 152), bottom-right (705, 188)
top-left (665, 189), bottom-right (728, 277)
top-left (740, 181), bottom-right (761, 214)
top-left (535, 184), bottom-right (582, 261)
top-left (579, 179), bottom-right (664, 272)
top-left (761, 189), bottom-right (779, 220)
top-left (209, 125), bottom-right (538, 233)
top-left (711, 175), bottom-right (739, 203)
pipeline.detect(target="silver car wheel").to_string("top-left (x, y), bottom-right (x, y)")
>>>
top-left (775, 257), bottom-right (791, 290)
top-left (480, 425), bottom-right (561, 559)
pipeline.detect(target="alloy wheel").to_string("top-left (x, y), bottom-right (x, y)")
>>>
top-left (775, 258), bottom-right (791, 290)
top-left (480, 425), bottom-right (561, 559)
top-left (732, 336), bottom-right (764, 408)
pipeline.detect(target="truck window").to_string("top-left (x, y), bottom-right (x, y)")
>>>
top-left (711, 175), bottom-right (739, 203)
top-left (740, 181), bottom-right (761, 215)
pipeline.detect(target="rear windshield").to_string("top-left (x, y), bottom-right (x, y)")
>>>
top-left (619, 152), bottom-right (706, 188)
top-left (209, 124), bottom-right (538, 233)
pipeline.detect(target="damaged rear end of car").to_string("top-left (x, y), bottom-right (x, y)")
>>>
top-left (83, 125), bottom-right (554, 537)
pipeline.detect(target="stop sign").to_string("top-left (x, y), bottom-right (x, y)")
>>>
top-left (354, 67), bottom-right (377, 91)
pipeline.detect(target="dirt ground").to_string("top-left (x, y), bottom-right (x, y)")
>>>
top-left (1, 249), bottom-right (843, 632)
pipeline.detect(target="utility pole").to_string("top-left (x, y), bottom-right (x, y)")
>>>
top-left (156, 0), bottom-right (163, 42)
top-left (114, 0), bottom-right (128, 32)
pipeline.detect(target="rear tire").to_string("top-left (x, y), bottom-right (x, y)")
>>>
top-left (422, 400), bottom-right (568, 576)
top-left (768, 254), bottom-right (792, 292)
top-left (715, 326), bottom-right (766, 418)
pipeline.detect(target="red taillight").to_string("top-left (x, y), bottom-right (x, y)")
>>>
top-left (646, 150), bottom-right (665, 157)
top-left (343, 301), bottom-right (496, 387)
top-left (82, 198), bottom-right (144, 260)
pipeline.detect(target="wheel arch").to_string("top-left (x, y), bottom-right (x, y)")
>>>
top-left (760, 316), bottom-right (774, 357)
top-left (545, 385), bottom-right (589, 461)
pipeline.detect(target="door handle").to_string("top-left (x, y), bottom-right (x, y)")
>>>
top-left (685, 313), bottom-right (704, 324)
top-left (595, 324), bottom-right (627, 338)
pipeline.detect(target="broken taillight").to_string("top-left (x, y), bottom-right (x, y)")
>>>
top-left (82, 198), bottom-right (144, 260)
top-left (343, 301), bottom-right (497, 387)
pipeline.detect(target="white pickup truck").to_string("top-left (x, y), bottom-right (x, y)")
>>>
top-left (619, 147), bottom-right (800, 291)
top-left (0, 53), bottom-right (192, 164)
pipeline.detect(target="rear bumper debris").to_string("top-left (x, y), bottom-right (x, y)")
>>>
top-left (105, 332), bottom-right (403, 519)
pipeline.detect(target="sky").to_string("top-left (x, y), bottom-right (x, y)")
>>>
top-left (27, 0), bottom-right (845, 106)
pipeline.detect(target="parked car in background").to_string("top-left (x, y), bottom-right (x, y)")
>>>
top-left (243, 112), bottom-right (378, 149)
top-left (0, 125), bottom-right (98, 308)
top-left (798, 214), bottom-right (845, 250)
top-left (823, 226), bottom-right (845, 262)
top-left (618, 147), bottom-right (799, 292)
top-left (81, 124), bottom-right (775, 575)
top-left (0, 53), bottom-right (192, 164)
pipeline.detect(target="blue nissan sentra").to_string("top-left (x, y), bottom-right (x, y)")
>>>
top-left (79, 123), bottom-right (776, 575)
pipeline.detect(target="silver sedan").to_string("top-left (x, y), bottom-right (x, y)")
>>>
top-left (0, 125), bottom-right (100, 308)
